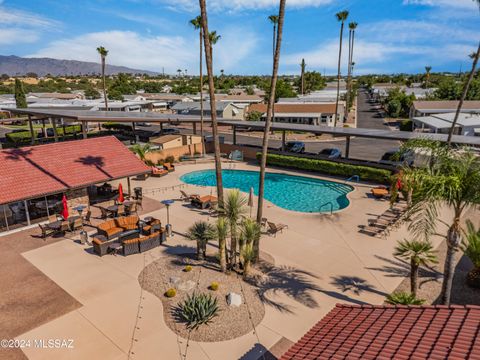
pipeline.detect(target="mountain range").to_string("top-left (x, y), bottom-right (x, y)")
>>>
top-left (0, 55), bottom-right (158, 76)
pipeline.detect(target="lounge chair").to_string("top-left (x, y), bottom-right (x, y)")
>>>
top-left (180, 190), bottom-right (199, 202)
top-left (267, 221), bottom-right (288, 236)
top-left (151, 166), bottom-right (168, 177)
top-left (163, 162), bottom-right (175, 172)
top-left (371, 187), bottom-right (389, 199)
top-left (38, 224), bottom-right (55, 240)
top-left (83, 210), bottom-right (92, 226)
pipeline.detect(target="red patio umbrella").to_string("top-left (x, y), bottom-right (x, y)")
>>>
top-left (118, 183), bottom-right (124, 203)
top-left (61, 194), bottom-right (69, 220)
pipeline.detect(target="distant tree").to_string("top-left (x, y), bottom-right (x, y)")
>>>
top-left (14, 79), bottom-right (27, 108)
top-left (25, 72), bottom-right (38, 78)
top-left (424, 66), bottom-right (432, 88)
top-left (296, 71), bottom-right (326, 94)
top-left (1, 74), bottom-right (9, 81)
top-left (268, 15), bottom-right (279, 64)
top-left (264, 79), bottom-right (296, 102)
top-left (84, 87), bottom-right (101, 99)
top-left (246, 110), bottom-right (263, 121)
top-left (346, 22), bottom-right (358, 111)
top-left (300, 58), bottom-right (306, 95)
top-left (245, 86), bottom-right (254, 95)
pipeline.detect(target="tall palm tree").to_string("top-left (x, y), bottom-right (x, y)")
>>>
top-left (394, 239), bottom-right (438, 298)
top-left (300, 58), bottom-right (306, 95)
top-left (268, 15), bottom-right (279, 62)
top-left (215, 217), bottom-right (228, 273)
top-left (447, 43), bottom-right (480, 144)
top-left (199, 0), bottom-right (224, 204)
top-left (395, 139), bottom-right (480, 305)
top-left (333, 10), bottom-right (349, 127)
top-left (177, 69), bottom-right (182, 77)
top-left (345, 22), bottom-right (357, 112)
top-left (186, 221), bottom-right (216, 260)
top-left (257, 0), bottom-right (286, 258)
top-left (190, 15), bottom-right (206, 156)
top-left (96, 46), bottom-right (109, 110)
top-left (208, 31), bottom-right (221, 60)
top-left (218, 189), bottom-right (247, 268)
top-left (424, 66), bottom-right (432, 88)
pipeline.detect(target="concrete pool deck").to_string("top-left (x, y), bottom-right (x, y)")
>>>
top-left (12, 161), bottom-right (451, 360)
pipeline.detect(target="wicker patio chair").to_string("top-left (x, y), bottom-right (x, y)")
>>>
top-left (122, 238), bottom-right (140, 256)
top-left (139, 233), bottom-right (159, 253)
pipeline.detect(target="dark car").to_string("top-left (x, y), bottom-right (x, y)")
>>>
top-left (379, 148), bottom-right (414, 167)
top-left (318, 148), bottom-right (342, 159)
top-left (161, 128), bottom-right (180, 135)
top-left (280, 141), bottom-right (305, 153)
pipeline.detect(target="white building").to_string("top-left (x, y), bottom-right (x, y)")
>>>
top-left (413, 112), bottom-right (480, 136)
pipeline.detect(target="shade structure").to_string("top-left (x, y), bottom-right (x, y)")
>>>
top-left (118, 183), bottom-right (125, 203)
top-left (61, 194), bottom-right (69, 220)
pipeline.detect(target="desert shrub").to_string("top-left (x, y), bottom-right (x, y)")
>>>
top-left (385, 292), bottom-right (425, 305)
top-left (399, 119), bottom-right (413, 132)
top-left (165, 155), bottom-right (175, 163)
top-left (102, 122), bottom-right (132, 132)
top-left (209, 282), bottom-right (219, 291)
top-left (257, 153), bottom-right (392, 184)
top-left (5, 131), bottom-right (35, 144)
top-left (165, 288), bottom-right (177, 298)
top-left (178, 292), bottom-right (219, 329)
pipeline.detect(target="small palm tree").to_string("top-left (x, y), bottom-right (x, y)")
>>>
top-left (334, 10), bottom-right (349, 127)
top-left (385, 291), bottom-right (425, 305)
top-left (218, 189), bottom-right (248, 268)
top-left (186, 221), bottom-right (216, 260)
top-left (394, 239), bottom-right (438, 297)
top-left (215, 217), bottom-right (229, 273)
top-left (130, 143), bottom-right (152, 163)
top-left (240, 218), bottom-right (261, 277)
top-left (177, 69), bottom-right (182, 77)
top-left (462, 220), bottom-right (480, 288)
top-left (96, 46), bottom-right (109, 110)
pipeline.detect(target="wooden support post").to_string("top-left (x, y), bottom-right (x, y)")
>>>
top-left (28, 115), bottom-right (35, 145)
top-left (132, 122), bottom-right (137, 143)
top-left (82, 121), bottom-right (87, 139)
top-left (233, 126), bottom-right (237, 145)
top-left (281, 130), bottom-right (286, 152)
top-left (127, 177), bottom-right (132, 198)
top-left (42, 119), bottom-right (47, 138)
top-left (61, 118), bottom-right (66, 141)
top-left (345, 136), bottom-right (351, 159)
top-left (51, 117), bottom-right (59, 142)
top-left (193, 122), bottom-right (197, 135)
top-left (160, 122), bottom-right (163, 132)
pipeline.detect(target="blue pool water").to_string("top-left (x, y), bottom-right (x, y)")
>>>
top-left (180, 169), bottom-right (353, 213)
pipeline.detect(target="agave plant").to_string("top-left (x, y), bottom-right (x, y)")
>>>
top-left (385, 291), bottom-right (425, 305)
top-left (179, 292), bottom-right (219, 330)
top-left (462, 220), bottom-right (480, 288)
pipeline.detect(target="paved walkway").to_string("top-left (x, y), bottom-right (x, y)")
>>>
top-left (14, 162), bottom-right (450, 360)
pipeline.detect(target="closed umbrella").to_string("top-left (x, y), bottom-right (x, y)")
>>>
top-left (248, 187), bottom-right (254, 218)
top-left (61, 194), bottom-right (69, 220)
top-left (118, 183), bottom-right (124, 203)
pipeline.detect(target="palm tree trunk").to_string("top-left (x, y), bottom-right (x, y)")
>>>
top-left (243, 260), bottom-right (250, 280)
top-left (334, 22), bottom-right (345, 127)
top-left (301, 65), bottom-right (305, 95)
top-left (197, 240), bottom-right (203, 260)
top-left (345, 29), bottom-right (352, 114)
top-left (256, 0), bottom-right (286, 258)
top-left (447, 42), bottom-right (480, 145)
top-left (441, 222), bottom-right (462, 305)
top-left (199, 29), bottom-right (205, 156)
top-left (199, 0), bottom-right (223, 205)
top-left (102, 57), bottom-right (108, 110)
top-left (230, 230), bottom-right (237, 268)
top-left (411, 260), bottom-right (418, 298)
top-left (219, 237), bottom-right (226, 272)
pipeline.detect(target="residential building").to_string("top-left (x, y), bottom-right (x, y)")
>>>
top-left (247, 103), bottom-right (344, 126)
top-left (27, 92), bottom-right (85, 100)
top-left (150, 134), bottom-right (202, 150)
top-left (413, 112), bottom-right (480, 136)
top-left (279, 89), bottom-right (347, 104)
top-left (410, 100), bottom-right (480, 118)
top-left (172, 101), bottom-right (246, 120)
top-left (209, 94), bottom-right (263, 105)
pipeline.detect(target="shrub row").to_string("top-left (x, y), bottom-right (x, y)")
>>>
top-left (5, 125), bottom-right (82, 144)
top-left (102, 122), bottom-right (133, 132)
top-left (257, 153), bottom-right (392, 184)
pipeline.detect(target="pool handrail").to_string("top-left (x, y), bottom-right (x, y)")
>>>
top-left (319, 201), bottom-right (334, 215)
top-left (346, 175), bottom-right (360, 183)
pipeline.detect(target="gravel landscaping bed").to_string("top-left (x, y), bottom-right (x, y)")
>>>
top-left (139, 251), bottom-right (266, 342)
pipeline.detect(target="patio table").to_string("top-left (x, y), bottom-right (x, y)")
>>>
top-left (106, 205), bottom-right (119, 217)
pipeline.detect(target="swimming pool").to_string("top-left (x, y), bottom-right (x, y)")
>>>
top-left (180, 169), bottom-right (353, 213)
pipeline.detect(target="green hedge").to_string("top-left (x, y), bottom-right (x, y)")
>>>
top-left (257, 153), bottom-right (392, 184)
top-left (102, 122), bottom-right (132, 131)
top-left (5, 125), bottom-right (82, 144)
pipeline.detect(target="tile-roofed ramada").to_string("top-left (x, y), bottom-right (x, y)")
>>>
top-left (0, 136), bottom-right (150, 204)
top-left (281, 304), bottom-right (480, 360)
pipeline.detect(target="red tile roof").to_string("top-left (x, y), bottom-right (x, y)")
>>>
top-left (0, 136), bottom-right (150, 204)
top-left (281, 304), bottom-right (480, 360)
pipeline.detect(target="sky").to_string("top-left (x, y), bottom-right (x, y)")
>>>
top-left (1, 0), bottom-right (479, 75)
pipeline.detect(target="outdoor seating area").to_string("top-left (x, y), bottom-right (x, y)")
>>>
top-left (92, 216), bottom-right (166, 256)
top-left (359, 201), bottom-right (408, 237)
top-left (191, 195), bottom-right (218, 209)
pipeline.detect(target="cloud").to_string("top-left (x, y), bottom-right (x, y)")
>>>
top-left (151, 0), bottom-right (336, 12)
top-left (402, 0), bottom-right (479, 9)
top-left (27, 28), bottom-right (259, 74)
top-left (0, 28), bottom-right (38, 45)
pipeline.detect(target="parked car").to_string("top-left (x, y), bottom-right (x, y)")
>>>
top-left (318, 148), bottom-right (342, 159)
top-left (379, 148), bottom-right (414, 167)
top-left (161, 128), bottom-right (180, 135)
top-left (280, 141), bottom-right (305, 153)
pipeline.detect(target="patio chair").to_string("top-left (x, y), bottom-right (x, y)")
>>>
top-left (38, 224), bottom-right (55, 240)
top-left (129, 202), bottom-right (138, 215)
top-left (261, 217), bottom-right (268, 228)
top-left (83, 210), bottom-right (92, 226)
top-left (71, 217), bottom-right (83, 233)
top-left (58, 221), bottom-right (71, 236)
top-left (267, 221), bottom-right (288, 237)
top-left (117, 204), bottom-right (125, 217)
top-left (180, 190), bottom-right (200, 202)
top-left (163, 162), bottom-right (175, 172)
top-left (99, 207), bottom-right (109, 219)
